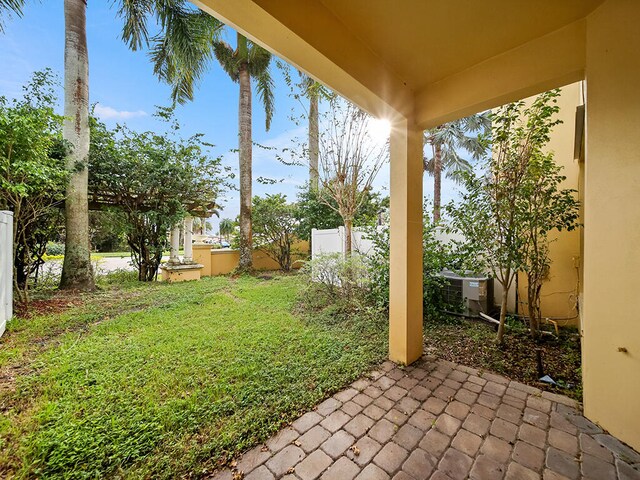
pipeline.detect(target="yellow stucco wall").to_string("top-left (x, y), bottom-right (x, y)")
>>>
top-left (581, 0), bottom-right (640, 452)
top-left (160, 266), bottom-right (202, 283)
top-left (193, 241), bottom-right (309, 276)
top-left (515, 82), bottom-right (583, 327)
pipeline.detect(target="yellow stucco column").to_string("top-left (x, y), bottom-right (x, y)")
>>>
top-left (582, 0), bottom-right (640, 451)
top-left (389, 119), bottom-right (424, 365)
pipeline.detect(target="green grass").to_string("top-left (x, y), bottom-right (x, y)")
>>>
top-left (0, 274), bottom-right (387, 479)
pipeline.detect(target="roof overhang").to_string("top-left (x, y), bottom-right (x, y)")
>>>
top-left (195, 0), bottom-right (603, 127)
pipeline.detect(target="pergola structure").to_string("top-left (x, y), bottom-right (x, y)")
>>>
top-left (195, 0), bottom-right (640, 450)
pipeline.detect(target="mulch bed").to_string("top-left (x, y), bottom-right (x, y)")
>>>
top-left (423, 317), bottom-right (583, 401)
top-left (14, 295), bottom-right (83, 319)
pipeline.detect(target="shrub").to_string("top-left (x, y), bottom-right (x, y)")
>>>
top-left (363, 222), bottom-right (456, 320)
top-left (252, 194), bottom-right (300, 271)
top-left (46, 242), bottom-right (65, 256)
top-left (299, 253), bottom-right (370, 315)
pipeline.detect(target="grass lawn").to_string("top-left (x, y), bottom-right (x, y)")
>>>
top-left (423, 317), bottom-right (582, 400)
top-left (0, 273), bottom-right (387, 479)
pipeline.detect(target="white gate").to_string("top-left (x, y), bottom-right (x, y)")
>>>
top-left (0, 211), bottom-right (13, 337)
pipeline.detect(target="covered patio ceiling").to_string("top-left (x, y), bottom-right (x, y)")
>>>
top-left (196, 0), bottom-right (603, 126)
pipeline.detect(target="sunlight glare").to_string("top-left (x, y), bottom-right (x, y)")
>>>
top-left (369, 118), bottom-right (391, 142)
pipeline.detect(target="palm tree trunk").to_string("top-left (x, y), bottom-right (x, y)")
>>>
top-left (309, 94), bottom-right (319, 190)
top-left (433, 143), bottom-right (442, 223)
top-left (238, 61), bottom-right (253, 271)
top-left (60, 0), bottom-right (94, 291)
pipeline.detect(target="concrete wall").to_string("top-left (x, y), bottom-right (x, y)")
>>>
top-left (193, 241), bottom-right (309, 276)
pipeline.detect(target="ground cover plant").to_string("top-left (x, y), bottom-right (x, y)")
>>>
top-left (0, 273), bottom-right (387, 479)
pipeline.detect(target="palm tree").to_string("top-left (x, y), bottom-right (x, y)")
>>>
top-left (213, 34), bottom-right (274, 270)
top-left (1, 0), bottom-right (96, 289)
top-left (424, 113), bottom-right (490, 222)
top-left (219, 218), bottom-right (234, 242)
top-left (299, 74), bottom-right (333, 191)
top-left (278, 64), bottom-right (332, 191)
top-left (0, 0), bottom-right (23, 32)
top-left (59, 0), bottom-right (94, 290)
top-left (119, 4), bottom-right (274, 271)
top-left (306, 75), bottom-right (320, 191)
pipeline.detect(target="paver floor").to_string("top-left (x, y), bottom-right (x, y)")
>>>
top-left (212, 356), bottom-right (640, 480)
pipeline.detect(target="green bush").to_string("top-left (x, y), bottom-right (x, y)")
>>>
top-left (46, 242), bottom-right (65, 256)
top-left (363, 222), bottom-right (457, 320)
top-left (299, 253), bottom-right (371, 316)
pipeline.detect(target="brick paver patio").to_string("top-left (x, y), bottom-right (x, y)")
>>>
top-left (212, 357), bottom-right (640, 480)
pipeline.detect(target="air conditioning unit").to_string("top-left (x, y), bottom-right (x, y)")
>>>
top-left (440, 269), bottom-right (494, 317)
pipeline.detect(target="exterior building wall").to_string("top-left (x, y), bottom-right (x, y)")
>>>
top-left (515, 82), bottom-right (583, 327)
top-left (581, 0), bottom-right (640, 451)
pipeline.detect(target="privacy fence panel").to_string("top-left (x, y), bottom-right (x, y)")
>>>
top-left (311, 227), bottom-right (380, 258)
top-left (0, 211), bottom-right (13, 338)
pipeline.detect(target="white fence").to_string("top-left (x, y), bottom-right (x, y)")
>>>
top-left (0, 211), bottom-right (13, 338)
top-left (311, 226), bottom-right (379, 259)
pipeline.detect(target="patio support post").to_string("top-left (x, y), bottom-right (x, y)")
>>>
top-left (389, 118), bottom-right (424, 365)
top-left (170, 224), bottom-right (180, 264)
top-left (183, 216), bottom-right (193, 263)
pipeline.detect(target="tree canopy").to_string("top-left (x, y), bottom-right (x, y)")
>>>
top-left (0, 69), bottom-right (67, 302)
top-left (88, 112), bottom-right (227, 280)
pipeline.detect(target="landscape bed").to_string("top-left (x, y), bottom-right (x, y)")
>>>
top-left (423, 317), bottom-right (582, 401)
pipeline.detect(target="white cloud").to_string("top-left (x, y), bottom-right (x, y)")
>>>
top-left (94, 103), bottom-right (147, 120)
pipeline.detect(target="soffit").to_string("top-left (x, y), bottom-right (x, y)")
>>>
top-left (316, 0), bottom-right (603, 90)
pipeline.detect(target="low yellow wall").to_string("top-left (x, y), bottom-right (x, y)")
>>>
top-left (160, 265), bottom-right (203, 283)
top-left (193, 241), bottom-right (309, 276)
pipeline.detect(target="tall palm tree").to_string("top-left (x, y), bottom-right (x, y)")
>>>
top-left (424, 113), bottom-right (490, 222)
top-left (1, 0), bottom-right (96, 289)
top-left (119, 4), bottom-right (274, 271)
top-left (213, 34), bottom-right (274, 270)
top-left (298, 74), bottom-right (332, 191)
top-left (278, 64), bottom-right (332, 191)
top-left (306, 76), bottom-right (320, 191)
top-left (59, 0), bottom-right (94, 290)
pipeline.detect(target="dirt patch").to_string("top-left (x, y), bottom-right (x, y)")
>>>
top-left (424, 318), bottom-right (582, 401)
top-left (14, 295), bottom-right (83, 319)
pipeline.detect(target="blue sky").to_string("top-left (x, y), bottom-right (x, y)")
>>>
top-left (0, 2), bottom-right (458, 233)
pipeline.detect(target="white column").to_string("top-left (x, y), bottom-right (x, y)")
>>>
top-left (169, 225), bottom-right (180, 264)
top-left (183, 216), bottom-right (193, 263)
